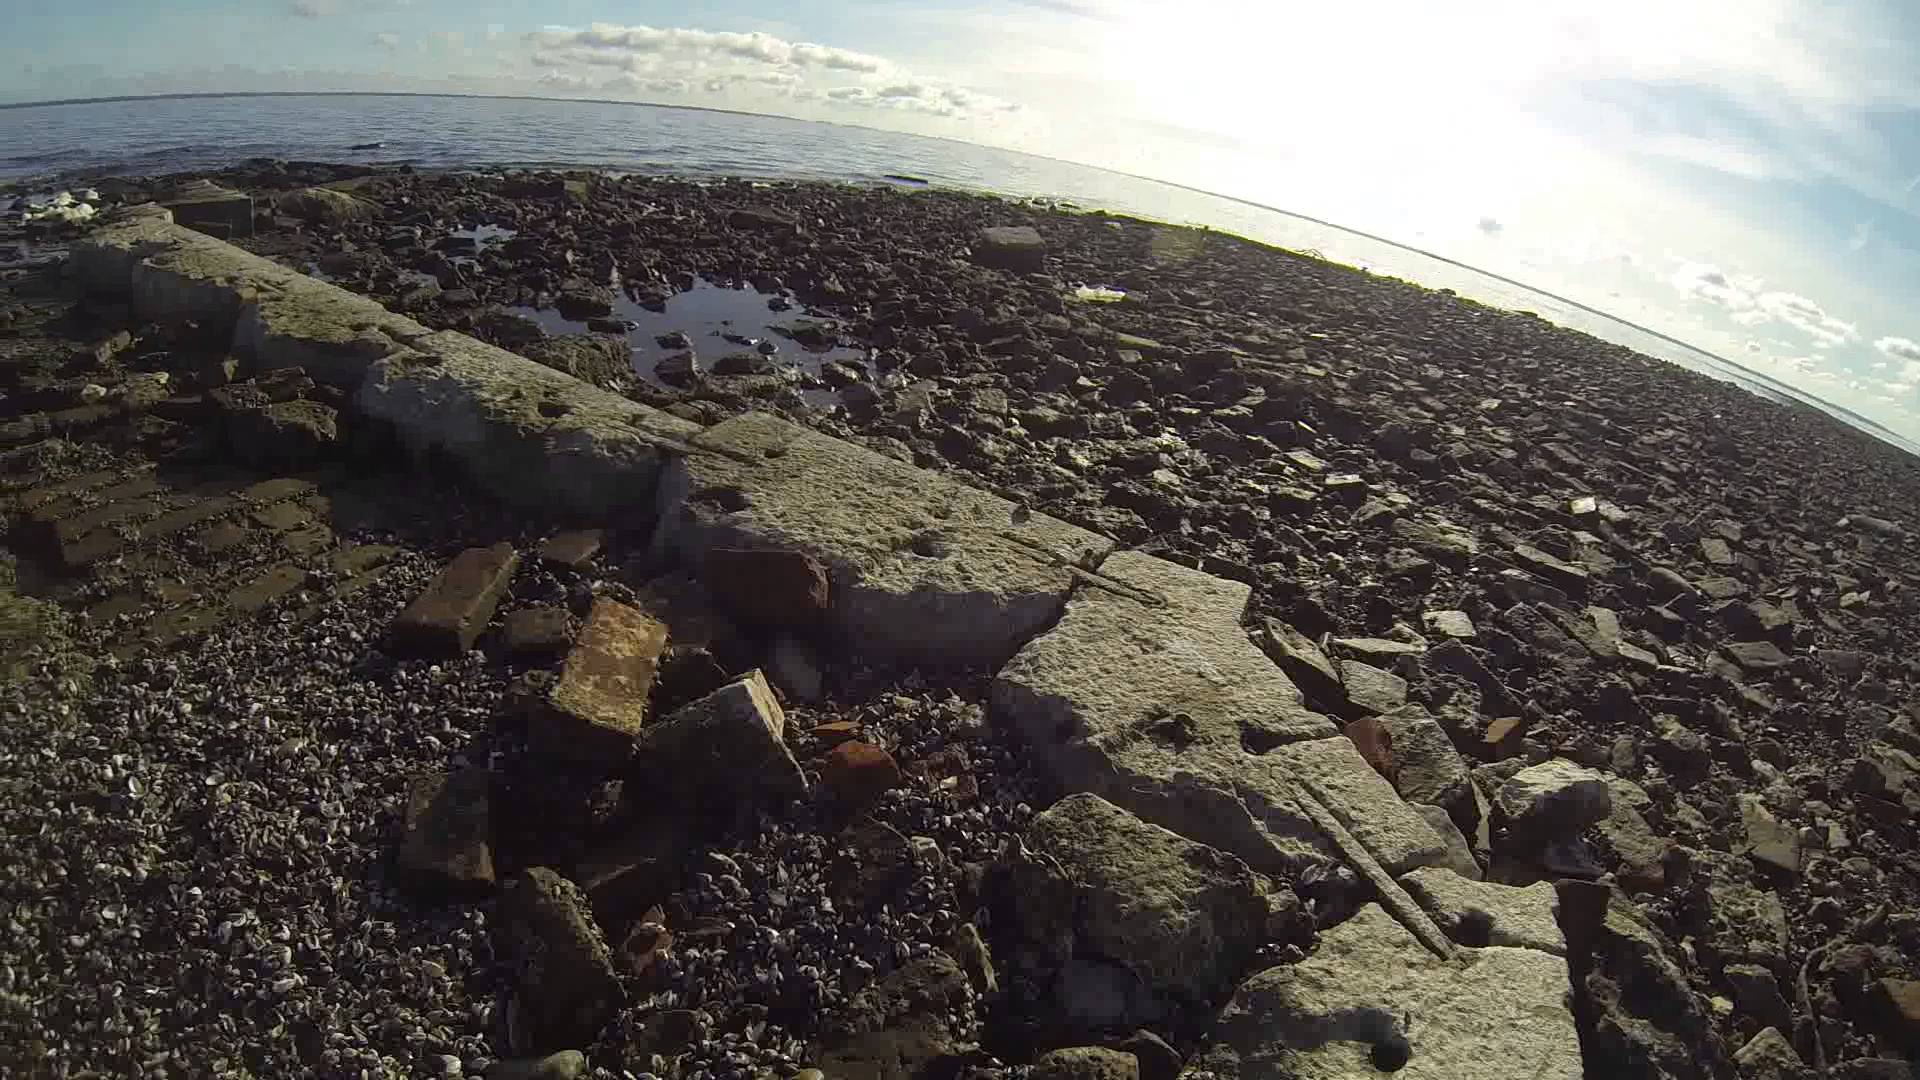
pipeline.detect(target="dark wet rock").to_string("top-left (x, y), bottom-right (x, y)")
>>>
top-left (279, 186), bottom-right (379, 226)
top-left (974, 225), bottom-right (1046, 273)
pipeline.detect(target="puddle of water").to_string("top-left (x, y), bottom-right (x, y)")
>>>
top-left (510, 279), bottom-right (872, 406)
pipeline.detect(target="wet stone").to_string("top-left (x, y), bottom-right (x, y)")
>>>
top-left (392, 542), bottom-right (520, 658)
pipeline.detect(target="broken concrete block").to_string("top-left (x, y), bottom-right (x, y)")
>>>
top-left (1400, 867), bottom-right (1565, 955)
top-left (503, 605), bottom-right (574, 664)
top-left (399, 770), bottom-right (495, 894)
top-left (632, 670), bottom-right (807, 809)
top-left (538, 528), bottom-right (606, 571)
top-left (1184, 904), bottom-right (1580, 1079)
top-left (360, 331), bottom-right (704, 520)
top-left (1339, 659), bottom-right (1408, 715)
top-left (654, 411), bottom-right (1111, 669)
top-left (1423, 609), bottom-right (1476, 640)
top-left (1258, 618), bottom-right (1343, 703)
top-left (537, 599), bottom-right (668, 766)
top-left (391, 543), bottom-right (519, 658)
top-left (973, 225), bottom-right (1046, 273)
top-left (158, 180), bottom-right (254, 239)
top-left (1015, 793), bottom-right (1270, 1008)
top-left (497, 868), bottom-right (624, 1053)
top-left (994, 550), bottom-right (1349, 877)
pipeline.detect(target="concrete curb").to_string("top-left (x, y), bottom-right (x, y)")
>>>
top-left (70, 206), bottom-right (698, 519)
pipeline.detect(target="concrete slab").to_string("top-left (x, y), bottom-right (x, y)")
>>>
top-left (1265, 737), bottom-right (1448, 875)
top-left (75, 210), bottom-right (701, 519)
top-left (994, 550), bottom-right (1363, 877)
top-left (359, 332), bottom-right (703, 520)
top-left (1185, 904), bottom-right (1581, 1080)
top-left (654, 411), bottom-right (1112, 669)
top-left (1400, 866), bottom-right (1565, 955)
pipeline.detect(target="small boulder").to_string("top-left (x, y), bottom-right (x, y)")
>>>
top-left (279, 186), bottom-right (378, 226)
top-left (820, 740), bottom-right (903, 807)
top-left (1496, 759), bottom-right (1612, 839)
top-left (974, 225), bottom-right (1046, 273)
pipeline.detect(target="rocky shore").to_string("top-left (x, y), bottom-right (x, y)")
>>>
top-left (2, 162), bottom-right (1918, 1080)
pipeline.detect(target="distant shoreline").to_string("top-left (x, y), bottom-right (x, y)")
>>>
top-left (5, 89), bottom-right (1912, 455)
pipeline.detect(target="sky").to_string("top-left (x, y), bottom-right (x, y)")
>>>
top-left (5, 0), bottom-right (1920, 439)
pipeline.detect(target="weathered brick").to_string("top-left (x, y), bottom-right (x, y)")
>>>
top-left (13, 468), bottom-right (125, 512)
top-left (535, 599), bottom-right (668, 765)
top-left (58, 529), bottom-right (127, 570)
top-left (390, 543), bottom-right (519, 658)
top-left (193, 521), bottom-right (253, 554)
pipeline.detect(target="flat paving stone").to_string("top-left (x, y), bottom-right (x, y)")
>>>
top-left (390, 542), bottom-right (519, 659)
top-left (536, 599), bottom-right (668, 766)
top-left (994, 550), bottom-right (1444, 878)
top-left (1400, 866), bottom-right (1565, 955)
top-left (1184, 903), bottom-right (1580, 1080)
top-left (227, 563), bottom-right (310, 613)
top-left (655, 411), bottom-right (1113, 669)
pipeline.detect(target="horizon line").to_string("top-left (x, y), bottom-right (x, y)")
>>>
top-left (4, 87), bottom-right (1911, 453)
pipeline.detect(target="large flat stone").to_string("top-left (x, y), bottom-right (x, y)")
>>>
top-left (654, 412), bottom-right (1112, 668)
top-left (75, 209), bottom-right (699, 519)
top-left (360, 331), bottom-right (703, 520)
top-left (995, 550), bottom-right (1415, 878)
top-left (1400, 867), bottom-right (1565, 955)
top-left (391, 543), bottom-right (520, 658)
top-left (1266, 737), bottom-right (1448, 875)
top-left (537, 599), bottom-right (668, 766)
top-left (1183, 904), bottom-right (1581, 1080)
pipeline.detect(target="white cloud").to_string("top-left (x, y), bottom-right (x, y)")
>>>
top-left (532, 24), bottom-right (886, 73)
top-left (1476, 217), bottom-right (1503, 236)
top-left (1667, 261), bottom-right (1860, 348)
top-left (1874, 336), bottom-right (1920, 363)
top-left (290, 0), bottom-right (336, 15)
top-left (373, 32), bottom-right (400, 48)
top-left (521, 22), bottom-right (1009, 120)
top-left (1670, 261), bottom-right (1755, 310)
top-left (1756, 290), bottom-right (1857, 347)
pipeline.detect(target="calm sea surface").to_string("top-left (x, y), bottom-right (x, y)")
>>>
top-left (5, 93), bottom-right (1909, 453)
